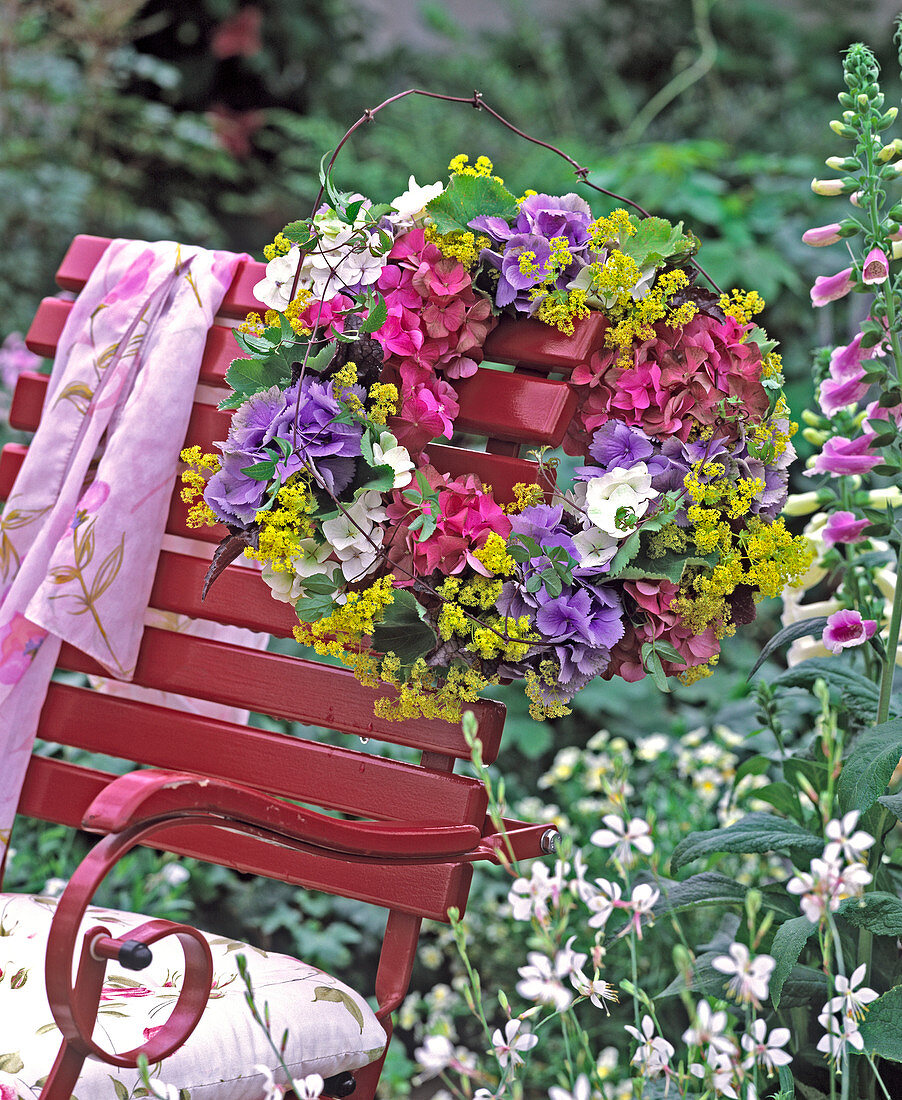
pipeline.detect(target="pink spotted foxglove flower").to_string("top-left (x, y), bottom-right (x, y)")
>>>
top-left (810, 267), bottom-right (855, 305)
top-left (821, 510), bottom-right (871, 547)
top-left (802, 222), bottom-right (844, 246)
top-left (862, 246), bottom-right (890, 284)
top-left (822, 609), bottom-right (877, 654)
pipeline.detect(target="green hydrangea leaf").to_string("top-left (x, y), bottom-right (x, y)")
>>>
top-left (371, 589), bottom-right (437, 668)
top-left (621, 216), bottom-right (697, 267)
top-left (426, 173), bottom-right (519, 235)
top-left (222, 356), bottom-right (290, 406)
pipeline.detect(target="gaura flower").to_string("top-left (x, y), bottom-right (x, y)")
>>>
top-left (810, 267), bottom-right (854, 306)
top-left (823, 963), bottom-right (879, 1021)
top-left (590, 814), bottom-right (654, 867)
top-left (822, 609), bottom-right (877, 654)
top-left (491, 1018), bottom-right (538, 1068)
top-left (711, 943), bottom-right (775, 1009)
top-left (740, 1018), bottom-right (792, 1074)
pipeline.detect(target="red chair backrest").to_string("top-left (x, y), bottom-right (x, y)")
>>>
top-left (4, 235), bottom-right (585, 922)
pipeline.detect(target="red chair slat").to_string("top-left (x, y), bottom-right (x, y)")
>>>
top-left (55, 235), bottom-right (266, 320)
top-left (482, 312), bottom-right (609, 374)
top-left (151, 551), bottom-right (299, 636)
top-left (39, 683), bottom-right (489, 825)
top-left (25, 309), bottom-right (577, 449)
top-left (56, 627), bottom-right (505, 762)
top-left (18, 757), bottom-right (474, 921)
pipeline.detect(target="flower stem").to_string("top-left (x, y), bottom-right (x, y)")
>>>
top-left (876, 544), bottom-right (902, 723)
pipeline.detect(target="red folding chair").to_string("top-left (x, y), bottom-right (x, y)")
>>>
top-left (0, 236), bottom-right (577, 1100)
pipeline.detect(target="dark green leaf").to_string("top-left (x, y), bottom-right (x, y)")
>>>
top-left (426, 173), bottom-right (519, 235)
top-left (859, 986), bottom-right (902, 1060)
top-left (298, 573), bottom-right (338, 595)
top-left (651, 872), bottom-right (747, 917)
top-left (747, 617), bottom-right (830, 679)
top-left (778, 964), bottom-right (828, 1008)
top-left (360, 293), bottom-right (388, 333)
top-left (240, 460), bottom-right (277, 481)
top-left (877, 791), bottom-right (902, 821)
top-left (370, 589), bottom-right (437, 667)
top-left (733, 754), bottom-right (772, 787)
top-left (837, 717), bottom-right (902, 815)
top-left (770, 915), bottom-right (816, 1008)
top-left (670, 812), bottom-right (823, 873)
top-left (752, 782), bottom-right (804, 823)
top-left (838, 891), bottom-right (902, 936)
top-left (773, 660), bottom-right (897, 724)
top-left (777, 1063), bottom-right (795, 1099)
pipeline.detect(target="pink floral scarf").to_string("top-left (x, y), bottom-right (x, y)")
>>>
top-left (0, 240), bottom-right (244, 871)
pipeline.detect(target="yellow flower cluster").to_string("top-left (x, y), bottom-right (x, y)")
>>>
top-left (719, 288), bottom-right (765, 326)
top-left (238, 312), bottom-right (264, 335)
top-left (517, 189), bottom-right (538, 205)
top-left (274, 289), bottom-right (315, 336)
top-left (447, 154), bottom-right (503, 184)
top-left (529, 237), bottom-right (593, 334)
top-left (294, 574), bottom-right (397, 658)
top-left (436, 575), bottom-right (535, 660)
top-left (472, 532), bottom-right (516, 577)
top-left (507, 482), bottom-right (545, 513)
top-left (424, 227), bottom-right (490, 270)
top-left (524, 662), bottom-right (573, 720)
top-left (536, 289), bottom-right (591, 335)
top-left (373, 661), bottom-right (496, 723)
top-left (331, 361), bottom-right (364, 415)
top-left (263, 231), bottom-right (293, 261)
top-left (589, 209), bottom-right (636, 249)
top-left (604, 268), bottom-right (697, 368)
top-left (367, 381), bottom-right (399, 425)
top-left (245, 477), bottom-right (316, 572)
top-left (179, 447), bottom-right (220, 528)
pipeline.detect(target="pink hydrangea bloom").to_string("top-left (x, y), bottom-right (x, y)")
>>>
top-left (822, 609), bottom-right (877, 654)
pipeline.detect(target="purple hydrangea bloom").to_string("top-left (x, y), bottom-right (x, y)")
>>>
top-left (588, 420), bottom-right (655, 469)
top-left (510, 504), bottom-right (577, 558)
top-left (514, 193), bottom-right (593, 252)
top-left (206, 374), bottom-right (364, 526)
top-left (204, 449), bottom-right (269, 526)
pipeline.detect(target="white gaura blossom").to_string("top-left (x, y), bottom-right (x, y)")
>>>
top-left (624, 1015), bottom-right (675, 1079)
top-left (370, 431), bottom-right (415, 489)
top-left (515, 951), bottom-right (573, 1011)
top-left (824, 810), bottom-right (875, 863)
top-left (584, 463), bottom-right (658, 539)
top-left (711, 943), bottom-right (775, 1009)
top-left (823, 964), bottom-right (879, 1021)
top-left (390, 175), bottom-right (445, 226)
top-left (740, 1018), bottom-right (792, 1074)
top-left (590, 814), bottom-right (654, 867)
top-left (490, 1018), bottom-right (538, 1068)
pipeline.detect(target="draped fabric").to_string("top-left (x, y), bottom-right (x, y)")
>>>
top-left (0, 240), bottom-right (245, 867)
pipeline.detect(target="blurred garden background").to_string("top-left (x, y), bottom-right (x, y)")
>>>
top-left (3, 1), bottom-right (902, 1095)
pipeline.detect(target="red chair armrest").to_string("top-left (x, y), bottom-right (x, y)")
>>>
top-left (83, 769), bottom-right (482, 859)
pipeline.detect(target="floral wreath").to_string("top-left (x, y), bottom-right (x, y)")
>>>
top-left (182, 142), bottom-right (812, 722)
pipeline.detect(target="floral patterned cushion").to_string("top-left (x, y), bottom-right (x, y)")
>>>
top-left (0, 893), bottom-right (387, 1100)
